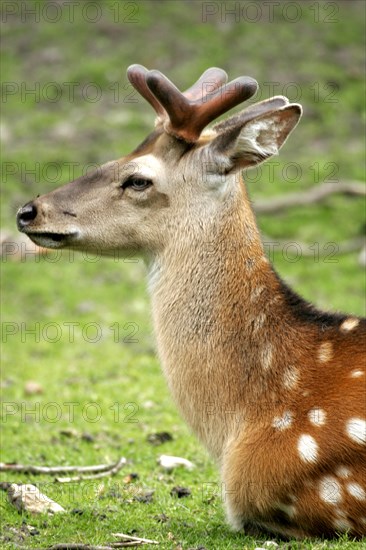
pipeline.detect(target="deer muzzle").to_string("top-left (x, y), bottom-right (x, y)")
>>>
top-left (17, 200), bottom-right (80, 249)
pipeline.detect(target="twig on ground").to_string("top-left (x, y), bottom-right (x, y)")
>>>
top-left (111, 543), bottom-right (148, 547)
top-left (28, 545), bottom-right (115, 550)
top-left (56, 457), bottom-right (127, 483)
top-left (18, 534), bottom-right (159, 549)
top-left (112, 533), bottom-right (159, 545)
top-left (254, 181), bottom-right (366, 215)
top-left (0, 457), bottom-right (127, 483)
top-left (0, 460), bottom-right (122, 475)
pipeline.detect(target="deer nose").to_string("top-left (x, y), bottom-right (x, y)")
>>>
top-left (17, 202), bottom-right (38, 230)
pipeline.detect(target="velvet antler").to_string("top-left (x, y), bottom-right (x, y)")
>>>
top-left (127, 65), bottom-right (258, 142)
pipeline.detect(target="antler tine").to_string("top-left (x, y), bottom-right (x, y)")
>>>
top-left (192, 76), bottom-right (258, 135)
top-left (127, 64), bottom-right (166, 118)
top-left (183, 67), bottom-right (228, 102)
top-left (128, 66), bottom-right (258, 143)
top-left (146, 70), bottom-right (192, 137)
top-left (147, 71), bottom-right (258, 142)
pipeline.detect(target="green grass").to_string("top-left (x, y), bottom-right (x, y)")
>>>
top-left (1, 1), bottom-right (365, 548)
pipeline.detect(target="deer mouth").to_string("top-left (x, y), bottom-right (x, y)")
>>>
top-left (25, 231), bottom-right (79, 249)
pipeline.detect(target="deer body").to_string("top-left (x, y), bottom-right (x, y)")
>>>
top-left (17, 66), bottom-right (366, 538)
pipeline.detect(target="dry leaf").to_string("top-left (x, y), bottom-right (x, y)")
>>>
top-left (123, 472), bottom-right (139, 484)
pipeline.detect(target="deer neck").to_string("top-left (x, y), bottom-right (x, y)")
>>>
top-left (146, 182), bottom-right (282, 460)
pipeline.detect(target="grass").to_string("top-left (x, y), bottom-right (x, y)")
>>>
top-left (1, 1), bottom-right (365, 548)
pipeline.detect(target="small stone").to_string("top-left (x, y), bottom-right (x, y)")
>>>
top-left (76, 301), bottom-right (96, 313)
top-left (59, 428), bottom-right (78, 438)
top-left (147, 432), bottom-right (173, 445)
top-left (26, 524), bottom-right (40, 536)
top-left (158, 454), bottom-right (195, 471)
top-left (71, 508), bottom-right (84, 515)
top-left (143, 400), bottom-right (155, 409)
top-left (81, 432), bottom-right (95, 442)
top-left (24, 381), bottom-right (43, 395)
top-left (8, 484), bottom-right (65, 514)
top-left (133, 489), bottom-right (154, 503)
top-left (154, 513), bottom-right (169, 523)
top-left (170, 486), bottom-right (191, 498)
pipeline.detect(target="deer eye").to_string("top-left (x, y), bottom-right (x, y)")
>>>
top-left (122, 177), bottom-right (152, 191)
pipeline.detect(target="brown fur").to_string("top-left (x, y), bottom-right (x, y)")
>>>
top-left (16, 71), bottom-right (366, 539)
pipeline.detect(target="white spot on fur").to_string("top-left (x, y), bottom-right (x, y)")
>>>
top-left (268, 294), bottom-right (281, 308)
top-left (340, 318), bottom-right (359, 332)
top-left (333, 517), bottom-right (352, 531)
top-left (346, 482), bottom-right (366, 500)
top-left (250, 285), bottom-right (265, 302)
top-left (252, 312), bottom-right (267, 333)
top-left (276, 502), bottom-right (296, 518)
top-left (283, 367), bottom-right (299, 389)
top-left (318, 341), bottom-right (333, 363)
top-left (346, 418), bottom-right (366, 444)
top-left (350, 369), bottom-right (364, 378)
top-left (297, 434), bottom-right (318, 462)
top-left (336, 466), bottom-right (351, 479)
top-left (272, 411), bottom-right (293, 430)
top-left (260, 344), bottom-right (273, 370)
top-left (319, 476), bottom-right (342, 504)
top-left (308, 408), bottom-right (326, 426)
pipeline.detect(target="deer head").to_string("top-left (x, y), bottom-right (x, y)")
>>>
top-left (17, 66), bottom-right (301, 259)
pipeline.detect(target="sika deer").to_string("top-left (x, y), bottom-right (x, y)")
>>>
top-left (17, 66), bottom-right (366, 538)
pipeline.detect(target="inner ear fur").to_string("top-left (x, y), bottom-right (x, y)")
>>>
top-left (210, 99), bottom-right (302, 170)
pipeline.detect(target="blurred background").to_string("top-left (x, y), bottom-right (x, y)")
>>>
top-left (0, 1), bottom-right (365, 547)
top-left (2, 0), bottom-right (365, 307)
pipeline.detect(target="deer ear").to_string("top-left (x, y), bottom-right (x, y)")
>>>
top-left (210, 103), bottom-right (302, 170)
